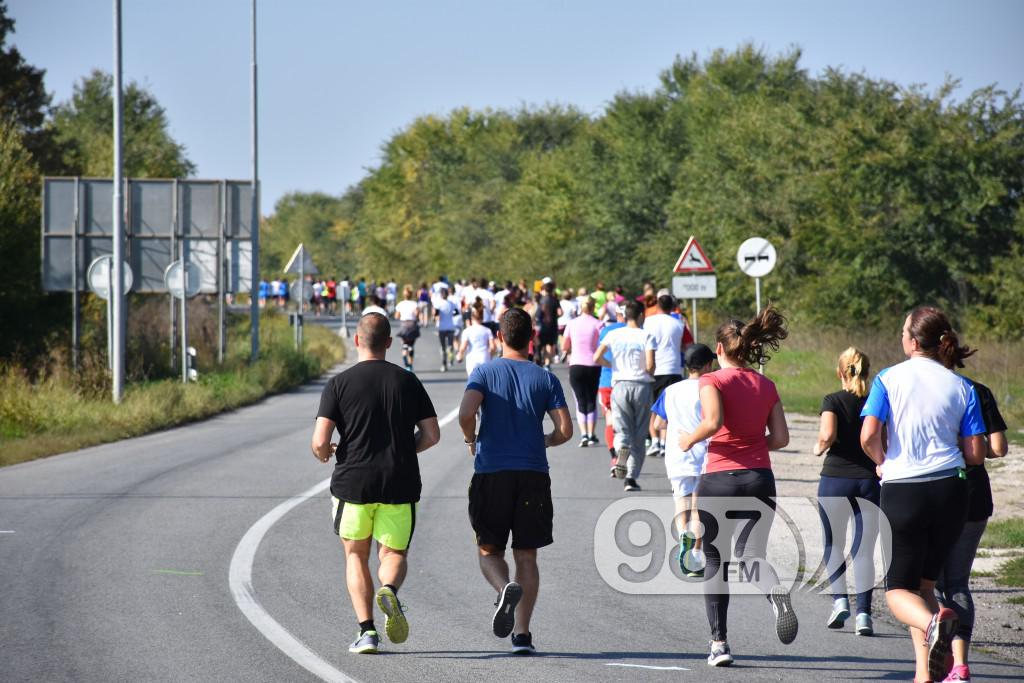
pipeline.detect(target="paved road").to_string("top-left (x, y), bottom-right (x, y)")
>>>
top-left (2, 319), bottom-right (1022, 682)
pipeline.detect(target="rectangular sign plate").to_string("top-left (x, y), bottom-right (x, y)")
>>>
top-left (672, 274), bottom-right (717, 299)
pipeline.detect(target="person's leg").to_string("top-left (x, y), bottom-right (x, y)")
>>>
top-left (377, 544), bottom-right (408, 589)
top-left (479, 545), bottom-right (511, 592)
top-left (512, 548), bottom-right (539, 634)
top-left (851, 479), bottom-right (882, 617)
top-left (887, 586), bottom-right (938, 681)
top-left (568, 366), bottom-right (588, 439)
top-left (817, 476), bottom-right (854, 604)
top-left (342, 537), bottom-right (375, 622)
top-left (696, 473), bottom-right (733, 642)
top-left (626, 383), bottom-right (652, 479)
top-left (936, 518), bottom-right (986, 665)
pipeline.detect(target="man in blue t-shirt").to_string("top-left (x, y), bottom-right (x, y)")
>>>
top-left (459, 307), bottom-right (573, 655)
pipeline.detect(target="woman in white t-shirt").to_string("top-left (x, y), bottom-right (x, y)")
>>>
top-left (394, 285), bottom-right (421, 372)
top-left (860, 306), bottom-right (987, 683)
top-left (456, 298), bottom-right (496, 378)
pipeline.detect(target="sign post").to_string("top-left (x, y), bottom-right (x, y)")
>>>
top-left (673, 235), bottom-right (715, 343)
top-left (87, 255), bottom-right (133, 371)
top-left (736, 237), bottom-right (778, 372)
top-left (164, 259), bottom-right (202, 383)
top-left (284, 243), bottom-right (318, 352)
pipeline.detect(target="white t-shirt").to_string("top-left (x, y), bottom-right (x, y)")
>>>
top-left (494, 289), bottom-right (510, 316)
top-left (603, 299), bottom-right (620, 323)
top-left (643, 313), bottom-right (684, 377)
top-left (461, 286), bottom-right (477, 311)
top-left (463, 324), bottom-right (493, 373)
top-left (386, 282), bottom-right (398, 301)
top-left (652, 378), bottom-right (707, 478)
top-left (395, 299), bottom-right (419, 321)
top-left (862, 357), bottom-right (986, 482)
top-left (477, 289), bottom-right (496, 322)
top-left (603, 326), bottom-right (654, 383)
top-left (435, 299), bottom-right (459, 331)
top-left (558, 299), bottom-right (579, 326)
top-left (431, 281), bottom-right (447, 297)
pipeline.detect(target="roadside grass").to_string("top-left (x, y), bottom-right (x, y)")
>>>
top-left (766, 329), bottom-right (1023, 435)
top-left (997, 557), bottom-right (1024, 588)
top-left (980, 518), bottom-right (1024, 549)
top-left (1008, 596), bottom-right (1024, 606)
top-left (0, 313), bottom-right (343, 467)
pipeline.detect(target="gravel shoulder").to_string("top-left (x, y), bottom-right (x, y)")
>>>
top-left (775, 412), bottom-right (1024, 663)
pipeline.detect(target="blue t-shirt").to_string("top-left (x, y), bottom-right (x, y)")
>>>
top-left (598, 322), bottom-right (626, 388)
top-left (467, 358), bottom-right (567, 474)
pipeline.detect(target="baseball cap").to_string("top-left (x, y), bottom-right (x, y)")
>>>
top-left (684, 343), bottom-right (716, 370)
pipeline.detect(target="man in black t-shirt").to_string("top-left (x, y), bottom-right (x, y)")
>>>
top-left (311, 313), bottom-right (440, 654)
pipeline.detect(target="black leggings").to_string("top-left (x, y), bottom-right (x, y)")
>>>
top-left (881, 475), bottom-right (967, 591)
top-left (568, 365), bottom-right (601, 415)
top-left (696, 468), bottom-right (780, 641)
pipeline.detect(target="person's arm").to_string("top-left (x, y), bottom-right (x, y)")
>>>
top-left (415, 416), bottom-right (441, 453)
top-left (459, 389), bottom-right (484, 456)
top-left (679, 384), bottom-right (722, 452)
top-left (652, 414), bottom-right (668, 431)
top-left (813, 411), bottom-right (838, 456)
top-left (545, 407), bottom-right (573, 448)
top-left (961, 434), bottom-right (987, 466)
top-left (988, 431), bottom-right (1008, 458)
top-left (645, 348), bottom-right (656, 376)
top-left (765, 400), bottom-right (790, 451)
top-left (456, 335), bottom-right (469, 362)
top-left (311, 417), bottom-right (337, 463)
top-left (561, 331), bottom-right (572, 354)
top-left (860, 416), bottom-right (885, 466)
top-left (593, 342), bottom-right (611, 368)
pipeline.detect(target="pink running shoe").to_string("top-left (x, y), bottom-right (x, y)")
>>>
top-left (942, 664), bottom-right (970, 681)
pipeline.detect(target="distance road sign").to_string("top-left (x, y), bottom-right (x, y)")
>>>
top-left (164, 260), bottom-right (202, 299)
top-left (86, 256), bottom-right (133, 300)
top-left (737, 237), bottom-right (777, 277)
top-left (672, 275), bottom-right (717, 299)
top-left (290, 279), bottom-right (314, 302)
top-left (674, 236), bottom-right (714, 273)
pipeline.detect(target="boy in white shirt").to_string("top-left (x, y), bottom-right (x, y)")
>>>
top-left (651, 343), bottom-right (716, 577)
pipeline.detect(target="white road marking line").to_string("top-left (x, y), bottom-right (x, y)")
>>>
top-left (228, 406), bottom-right (460, 683)
top-left (0, 530), bottom-right (15, 534)
top-left (605, 663), bottom-right (691, 671)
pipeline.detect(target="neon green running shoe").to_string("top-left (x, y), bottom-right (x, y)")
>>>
top-left (375, 586), bottom-right (409, 644)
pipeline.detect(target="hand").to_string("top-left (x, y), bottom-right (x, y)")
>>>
top-left (875, 464), bottom-right (883, 479)
top-left (678, 431), bottom-right (692, 453)
top-left (314, 444), bottom-right (336, 463)
top-left (465, 439), bottom-right (476, 457)
top-left (812, 444), bottom-right (825, 457)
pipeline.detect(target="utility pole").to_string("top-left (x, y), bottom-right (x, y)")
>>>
top-left (111, 0), bottom-right (125, 403)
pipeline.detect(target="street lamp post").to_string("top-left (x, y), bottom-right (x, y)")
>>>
top-left (249, 0), bottom-right (261, 362)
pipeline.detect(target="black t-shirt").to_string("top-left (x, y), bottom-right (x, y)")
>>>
top-left (537, 295), bottom-right (559, 329)
top-left (819, 390), bottom-right (877, 479)
top-left (317, 360), bottom-right (437, 504)
top-left (965, 379), bottom-right (1006, 521)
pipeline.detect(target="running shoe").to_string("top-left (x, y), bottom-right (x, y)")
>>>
top-left (707, 640), bottom-right (733, 667)
top-left (678, 532), bottom-right (696, 574)
top-left (588, 435), bottom-right (600, 446)
top-left (827, 597), bottom-right (850, 629)
top-left (440, 365), bottom-right (447, 373)
top-left (510, 632), bottom-right (536, 655)
top-left (613, 447), bottom-right (629, 479)
top-left (578, 436), bottom-right (590, 448)
top-left (492, 582), bottom-right (522, 638)
top-left (375, 586), bottom-right (408, 644)
top-left (925, 607), bottom-right (959, 681)
top-left (942, 664), bottom-right (970, 681)
top-left (348, 630), bottom-right (380, 654)
top-left (768, 586), bottom-right (799, 644)
top-left (645, 442), bottom-right (661, 458)
top-left (855, 612), bottom-right (873, 636)
top-left (624, 478), bottom-right (641, 492)
top-left (608, 467), bottom-right (616, 478)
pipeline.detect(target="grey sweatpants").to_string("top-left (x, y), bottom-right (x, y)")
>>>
top-left (611, 380), bottom-right (653, 479)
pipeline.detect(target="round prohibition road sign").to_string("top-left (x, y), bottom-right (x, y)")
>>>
top-left (736, 237), bottom-right (777, 278)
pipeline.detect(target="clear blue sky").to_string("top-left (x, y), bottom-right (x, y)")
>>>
top-left (9, 0), bottom-right (1023, 215)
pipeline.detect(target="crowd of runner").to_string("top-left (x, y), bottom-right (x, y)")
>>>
top-left (310, 273), bottom-right (1008, 683)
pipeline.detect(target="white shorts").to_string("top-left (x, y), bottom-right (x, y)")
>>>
top-left (669, 475), bottom-right (700, 500)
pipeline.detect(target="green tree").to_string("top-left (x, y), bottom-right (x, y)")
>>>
top-left (49, 69), bottom-right (195, 178)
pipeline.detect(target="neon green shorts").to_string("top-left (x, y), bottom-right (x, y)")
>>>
top-left (331, 497), bottom-right (417, 551)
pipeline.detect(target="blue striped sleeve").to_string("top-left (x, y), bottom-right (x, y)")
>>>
top-left (960, 384), bottom-right (986, 437)
top-left (651, 392), bottom-right (668, 420)
top-left (860, 372), bottom-right (890, 422)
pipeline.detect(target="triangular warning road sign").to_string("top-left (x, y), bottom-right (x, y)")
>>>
top-left (673, 236), bottom-right (714, 273)
top-left (283, 243), bottom-right (319, 275)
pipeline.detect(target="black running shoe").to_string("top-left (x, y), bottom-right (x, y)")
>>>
top-left (492, 582), bottom-right (522, 638)
top-left (511, 632), bottom-right (536, 655)
top-left (768, 586), bottom-right (798, 644)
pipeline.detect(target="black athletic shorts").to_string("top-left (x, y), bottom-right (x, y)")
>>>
top-left (538, 325), bottom-right (558, 346)
top-left (652, 374), bottom-right (683, 401)
top-left (881, 474), bottom-right (968, 591)
top-left (397, 321), bottom-right (420, 344)
top-left (468, 470), bottom-right (553, 551)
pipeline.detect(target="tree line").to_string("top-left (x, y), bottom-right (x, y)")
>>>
top-left (263, 45), bottom-right (1023, 338)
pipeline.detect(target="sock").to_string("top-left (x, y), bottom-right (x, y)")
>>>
top-left (359, 619), bottom-right (376, 635)
top-left (383, 583), bottom-right (398, 595)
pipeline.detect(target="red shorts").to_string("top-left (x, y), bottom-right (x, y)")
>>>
top-left (599, 387), bottom-right (613, 411)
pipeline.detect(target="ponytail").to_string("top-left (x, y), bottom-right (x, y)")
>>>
top-left (907, 306), bottom-right (975, 369)
top-left (837, 347), bottom-right (870, 397)
top-left (716, 305), bottom-right (789, 366)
